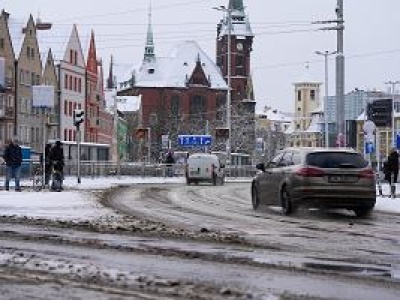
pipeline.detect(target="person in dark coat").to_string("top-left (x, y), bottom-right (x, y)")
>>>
top-left (3, 138), bottom-right (23, 191)
top-left (384, 148), bottom-right (399, 197)
top-left (165, 151), bottom-right (175, 177)
top-left (49, 140), bottom-right (65, 188)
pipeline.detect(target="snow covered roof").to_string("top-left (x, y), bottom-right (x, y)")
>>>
top-left (257, 109), bottom-right (292, 123)
top-left (285, 122), bottom-right (296, 134)
top-left (306, 113), bottom-right (322, 133)
top-left (120, 41), bottom-right (227, 91)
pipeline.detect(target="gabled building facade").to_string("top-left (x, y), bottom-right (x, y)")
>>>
top-left (85, 31), bottom-right (100, 143)
top-left (0, 10), bottom-right (16, 147)
top-left (59, 24), bottom-right (86, 145)
top-left (13, 15), bottom-right (45, 151)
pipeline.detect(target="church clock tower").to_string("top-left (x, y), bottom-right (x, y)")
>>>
top-left (216, 0), bottom-right (254, 103)
top-left (216, 0), bottom-right (256, 156)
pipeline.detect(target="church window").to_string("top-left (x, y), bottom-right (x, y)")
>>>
top-left (190, 95), bottom-right (206, 121)
top-left (235, 55), bottom-right (244, 76)
top-left (216, 95), bottom-right (226, 121)
top-left (171, 95), bottom-right (180, 117)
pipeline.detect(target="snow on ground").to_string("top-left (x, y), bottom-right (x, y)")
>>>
top-left (0, 176), bottom-right (399, 222)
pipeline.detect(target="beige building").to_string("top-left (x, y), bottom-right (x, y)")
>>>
top-left (288, 68), bottom-right (323, 147)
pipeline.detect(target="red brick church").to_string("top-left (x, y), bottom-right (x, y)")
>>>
top-left (117, 0), bottom-right (255, 161)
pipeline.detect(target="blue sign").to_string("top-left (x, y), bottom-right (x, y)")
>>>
top-left (396, 132), bottom-right (400, 150)
top-left (178, 135), bottom-right (212, 147)
top-left (365, 141), bottom-right (374, 154)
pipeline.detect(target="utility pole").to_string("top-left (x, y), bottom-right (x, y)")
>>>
top-left (385, 80), bottom-right (400, 147)
top-left (314, 0), bottom-right (345, 147)
top-left (315, 50), bottom-right (337, 147)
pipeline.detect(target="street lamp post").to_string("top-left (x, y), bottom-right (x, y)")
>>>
top-left (213, 5), bottom-right (232, 167)
top-left (385, 80), bottom-right (400, 148)
top-left (315, 50), bottom-right (336, 147)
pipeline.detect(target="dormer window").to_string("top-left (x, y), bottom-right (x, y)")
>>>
top-left (148, 68), bottom-right (155, 74)
top-left (183, 62), bottom-right (188, 66)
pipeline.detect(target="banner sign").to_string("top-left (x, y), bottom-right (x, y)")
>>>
top-left (32, 85), bottom-right (55, 108)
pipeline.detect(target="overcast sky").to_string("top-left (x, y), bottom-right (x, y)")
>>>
top-left (2, 0), bottom-right (400, 113)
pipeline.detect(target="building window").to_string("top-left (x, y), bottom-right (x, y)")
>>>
top-left (64, 75), bottom-right (68, 89)
top-left (297, 91), bottom-right (302, 101)
top-left (171, 95), bottom-right (180, 117)
top-left (27, 47), bottom-right (30, 59)
top-left (78, 78), bottom-right (82, 93)
top-left (64, 100), bottom-right (68, 115)
top-left (189, 95), bottom-right (206, 122)
top-left (64, 129), bottom-right (67, 140)
top-left (310, 89), bottom-right (316, 100)
top-left (0, 38), bottom-right (4, 49)
top-left (74, 51), bottom-right (78, 65)
top-left (216, 95), bottom-right (226, 121)
top-left (70, 50), bottom-right (73, 64)
top-left (31, 48), bottom-right (35, 60)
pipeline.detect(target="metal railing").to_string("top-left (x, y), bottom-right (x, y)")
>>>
top-left (0, 161), bottom-right (257, 179)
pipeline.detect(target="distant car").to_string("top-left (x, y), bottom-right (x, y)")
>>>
top-left (251, 147), bottom-right (376, 217)
top-left (186, 153), bottom-right (225, 185)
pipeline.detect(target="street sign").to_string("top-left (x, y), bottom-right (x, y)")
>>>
top-left (396, 132), bottom-right (400, 150)
top-left (178, 135), bottom-right (212, 147)
top-left (162, 135), bottom-right (169, 149)
top-left (365, 141), bottom-right (374, 154)
top-left (363, 120), bottom-right (376, 135)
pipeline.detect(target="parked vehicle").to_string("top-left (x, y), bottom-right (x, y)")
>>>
top-left (185, 153), bottom-right (225, 185)
top-left (251, 147), bottom-right (376, 217)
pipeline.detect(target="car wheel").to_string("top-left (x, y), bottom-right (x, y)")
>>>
top-left (354, 206), bottom-right (374, 218)
top-left (251, 184), bottom-right (260, 210)
top-left (281, 186), bottom-right (294, 215)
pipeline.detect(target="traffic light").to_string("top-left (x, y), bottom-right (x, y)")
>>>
top-left (215, 127), bottom-right (230, 139)
top-left (73, 109), bottom-right (85, 127)
top-left (135, 128), bottom-right (148, 139)
top-left (367, 99), bottom-right (392, 127)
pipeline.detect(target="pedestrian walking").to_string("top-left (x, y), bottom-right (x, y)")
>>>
top-left (383, 148), bottom-right (399, 198)
top-left (3, 138), bottom-right (23, 191)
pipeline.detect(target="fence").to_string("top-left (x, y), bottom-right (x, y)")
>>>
top-left (0, 161), bottom-right (257, 179)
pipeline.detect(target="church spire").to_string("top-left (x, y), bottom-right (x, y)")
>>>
top-left (107, 55), bottom-right (115, 89)
top-left (228, 0), bottom-right (244, 11)
top-left (143, 1), bottom-right (155, 62)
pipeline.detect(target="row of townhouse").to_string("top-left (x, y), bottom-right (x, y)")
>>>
top-left (0, 9), bottom-right (113, 156)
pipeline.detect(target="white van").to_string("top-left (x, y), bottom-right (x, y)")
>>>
top-left (185, 153), bottom-right (225, 185)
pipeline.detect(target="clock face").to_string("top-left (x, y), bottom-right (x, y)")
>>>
top-left (236, 42), bottom-right (243, 51)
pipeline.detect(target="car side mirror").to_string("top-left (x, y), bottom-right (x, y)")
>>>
top-left (256, 163), bottom-right (265, 173)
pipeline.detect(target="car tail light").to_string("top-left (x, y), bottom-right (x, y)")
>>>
top-left (296, 167), bottom-right (324, 177)
top-left (359, 168), bottom-right (374, 179)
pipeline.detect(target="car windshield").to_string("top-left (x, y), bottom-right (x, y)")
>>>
top-left (306, 152), bottom-right (368, 169)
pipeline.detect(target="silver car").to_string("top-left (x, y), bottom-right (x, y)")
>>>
top-left (251, 147), bottom-right (376, 217)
